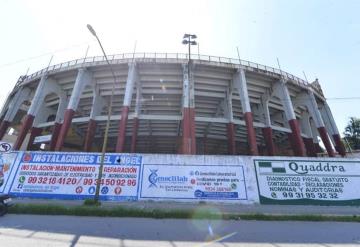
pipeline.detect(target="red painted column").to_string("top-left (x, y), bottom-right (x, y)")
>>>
top-left (55, 109), bottom-right (75, 151)
top-left (26, 127), bottom-right (42, 151)
top-left (13, 114), bottom-right (35, 150)
top-left (130, 118), bottom-right (139, 153)
top-left (303, 137), bottom-right (317, 157)
top-left (317, 127), bottom-right (335, 157)
top-left (49, 122), bottom-right (62, 151)
top-left (0, 120), bottom-right (11, 140)
top-left (189, 108), bottom-right (196, 154)
top-left (261, 127), bottom-right (275, 156)
top-left (83, 119), bottom-right (97, 152)
top-left (116, 106), bottom-right (130, 152)
top-left (182, 108), bottom-right (191, 154)
top-left (227, 122), bottom-right (236, 155)
top-left (333, 134), bottom-right (346, 157)
top-left (287, 133), bottom-right (296, 154)
top-left (288, 119), bottom-right (306, 156)
top-left (244, 112), bottom-right (259, 155)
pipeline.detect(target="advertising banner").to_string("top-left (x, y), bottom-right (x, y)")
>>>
top-left (0, 152), bottom-right (20, 193)
top-left (254, 159), bottom-right (360, 205)
top-left (140, 164), bottom-right (247, 201)
top-left (9, 152), bottom-right (142, 201)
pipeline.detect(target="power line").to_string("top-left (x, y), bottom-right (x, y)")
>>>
top-left (326, 97), bottom-right (360, 101)
top-left (0, 41), bottom-right (94, 69)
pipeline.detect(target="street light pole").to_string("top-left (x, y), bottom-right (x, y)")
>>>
top-left (87, 24), bottom-right (117, 203)
top-left (182, 34), bottom-right (197, 153)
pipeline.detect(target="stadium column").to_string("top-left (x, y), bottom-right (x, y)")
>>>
top-left (310, 119), bottom-right (322, 153)
top-left (49, 89), bottom-right (68, 151)
top-left (83, 86), bottom-right (105, 152)
top-left (299, 111), bottom-right (317, 157)
top-left (181, 63), bottom-right (196, 154)
top-left (55, 69), bottom-right (92, 151)
top-left (319, 102), bottom-right (346, 156)
top-left (116, 62), bottom-right (137, 152)
top-left (26, 127), bottom-right (42, 150)
top-left (226, 87), bottom-right (236, 155)
top-left (273, 80), bottom-right (306, 157)
top-left (27, 105), bottom-right (53, 150)
top-left (259, 91), bottom-right (275, 156)
top-left (13, 75), bottom-right (49, 150)
top-left (130, 82), bottom-right (141, 153)
top-left (305, 90), bottom-right (335, 157)
top-left (0, 87), bottom-right (32, 140)
top-left (233, 69), bottom-right (258, 155)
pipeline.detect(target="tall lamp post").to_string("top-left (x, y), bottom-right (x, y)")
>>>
top-left (182, 33), bottom-right (197, 87)
top-left (182, 34), bottom-right (197, 61)
top-left (182, 34), bottom-right (197, 154)
top-left (87, 24), bottom-right (117, 203)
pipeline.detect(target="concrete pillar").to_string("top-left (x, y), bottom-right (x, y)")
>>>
top-left (26, 127), bottom-right (42, 150)
top-left (14, 76), bottom-right (66, 150)
top-left (320, 102), bottom-right (346, 156)
top-left (13, 76), bottom-right (48, 150)
top-left (0, 87), bottom-right (32, 140)
top-left (116, 63), bottom-right (137, 152)
top-left (306, 91), bottom-right (335, 157)
top-left (273, 80), bottom-right (306, 156)
top-left (309, 118), bottom-right (322, 153)
top-left (49, 123), bottom-right (62, 151)
top-left (259, 92), bottom-right (275, 156)
top-left (181, 63), bottom-right (196, 154)
top-left (262, 127), bottom-right (275, 156)
top-left (0, 121), bottom-right (11, 140)
top-left (13, 115), bottom-right (35, 150)
top-left (83, 119), bottom-right (97, 152)
top-left (55, 69), bottom-right (92, 151)
top-left (233, 69), bottom-right (258, 155)
top-left (83, 87), bottom-right (105, 152)
top-left (227, 123), bottom-right (236, 154)
top-left (130, 82), bottom-right (141, 153)
top-left (299, 112), bottom-right (317, 157)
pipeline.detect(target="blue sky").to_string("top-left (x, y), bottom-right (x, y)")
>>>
top-left (0, 0), bottom-right (359, 134)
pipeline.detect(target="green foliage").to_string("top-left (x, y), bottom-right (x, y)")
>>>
top-left (83, 199), bottom-right (101, 206)
top-left (7, 203), bottom-right (360, 223)
top-left (344, 117), bottom-right (360, 150)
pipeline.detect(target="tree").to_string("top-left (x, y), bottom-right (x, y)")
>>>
top-left (344, 117), bottom-right (360, 150)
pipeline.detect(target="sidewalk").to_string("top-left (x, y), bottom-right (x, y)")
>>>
top-left (12, 198), bottom-right (360, 216)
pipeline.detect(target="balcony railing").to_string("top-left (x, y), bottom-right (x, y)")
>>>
top-left (18, 52), bottom-right (313, 91)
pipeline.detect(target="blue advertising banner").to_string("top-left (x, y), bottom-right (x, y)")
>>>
top-left (9, 152), bottom-right (142, 201)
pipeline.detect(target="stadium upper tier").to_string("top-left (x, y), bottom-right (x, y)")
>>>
top-left (0, 53), bottom-right (345, 157)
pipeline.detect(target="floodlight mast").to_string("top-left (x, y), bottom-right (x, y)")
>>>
top-left (87, 24), bottom-right (117, 203)
top-left (182, 33), bottom-right (197, 62)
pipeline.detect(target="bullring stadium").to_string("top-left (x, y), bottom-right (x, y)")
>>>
top-left (0, 52), bottom-right (346, 157)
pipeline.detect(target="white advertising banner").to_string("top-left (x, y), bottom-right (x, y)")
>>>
top-left (9, 152), bottom-right (142, 201)
top-left (254, 158), bottom-right (360, 205)
top-left (140, 164), bottom-right (247, 201)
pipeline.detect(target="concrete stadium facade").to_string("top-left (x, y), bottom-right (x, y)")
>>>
top-left (0, 53), bottom-right (346, 157)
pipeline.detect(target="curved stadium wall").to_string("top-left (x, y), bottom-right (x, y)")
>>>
top-left (0, 53), bottom-right (346, 157)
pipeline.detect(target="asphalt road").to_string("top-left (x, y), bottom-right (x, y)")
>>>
top-left (0, 214), bottom-right (360, 247)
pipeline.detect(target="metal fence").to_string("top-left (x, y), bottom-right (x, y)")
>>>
top-left (20, 52), bottom-right (310, 89)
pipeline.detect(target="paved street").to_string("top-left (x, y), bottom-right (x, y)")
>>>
top-left (0, 214), bottom-right (360, 246)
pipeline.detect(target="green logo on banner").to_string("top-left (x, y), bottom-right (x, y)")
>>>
top-left (258, 161), bottom-right (286, 174)
top-left (19, 176), bottom-right (25, 183)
